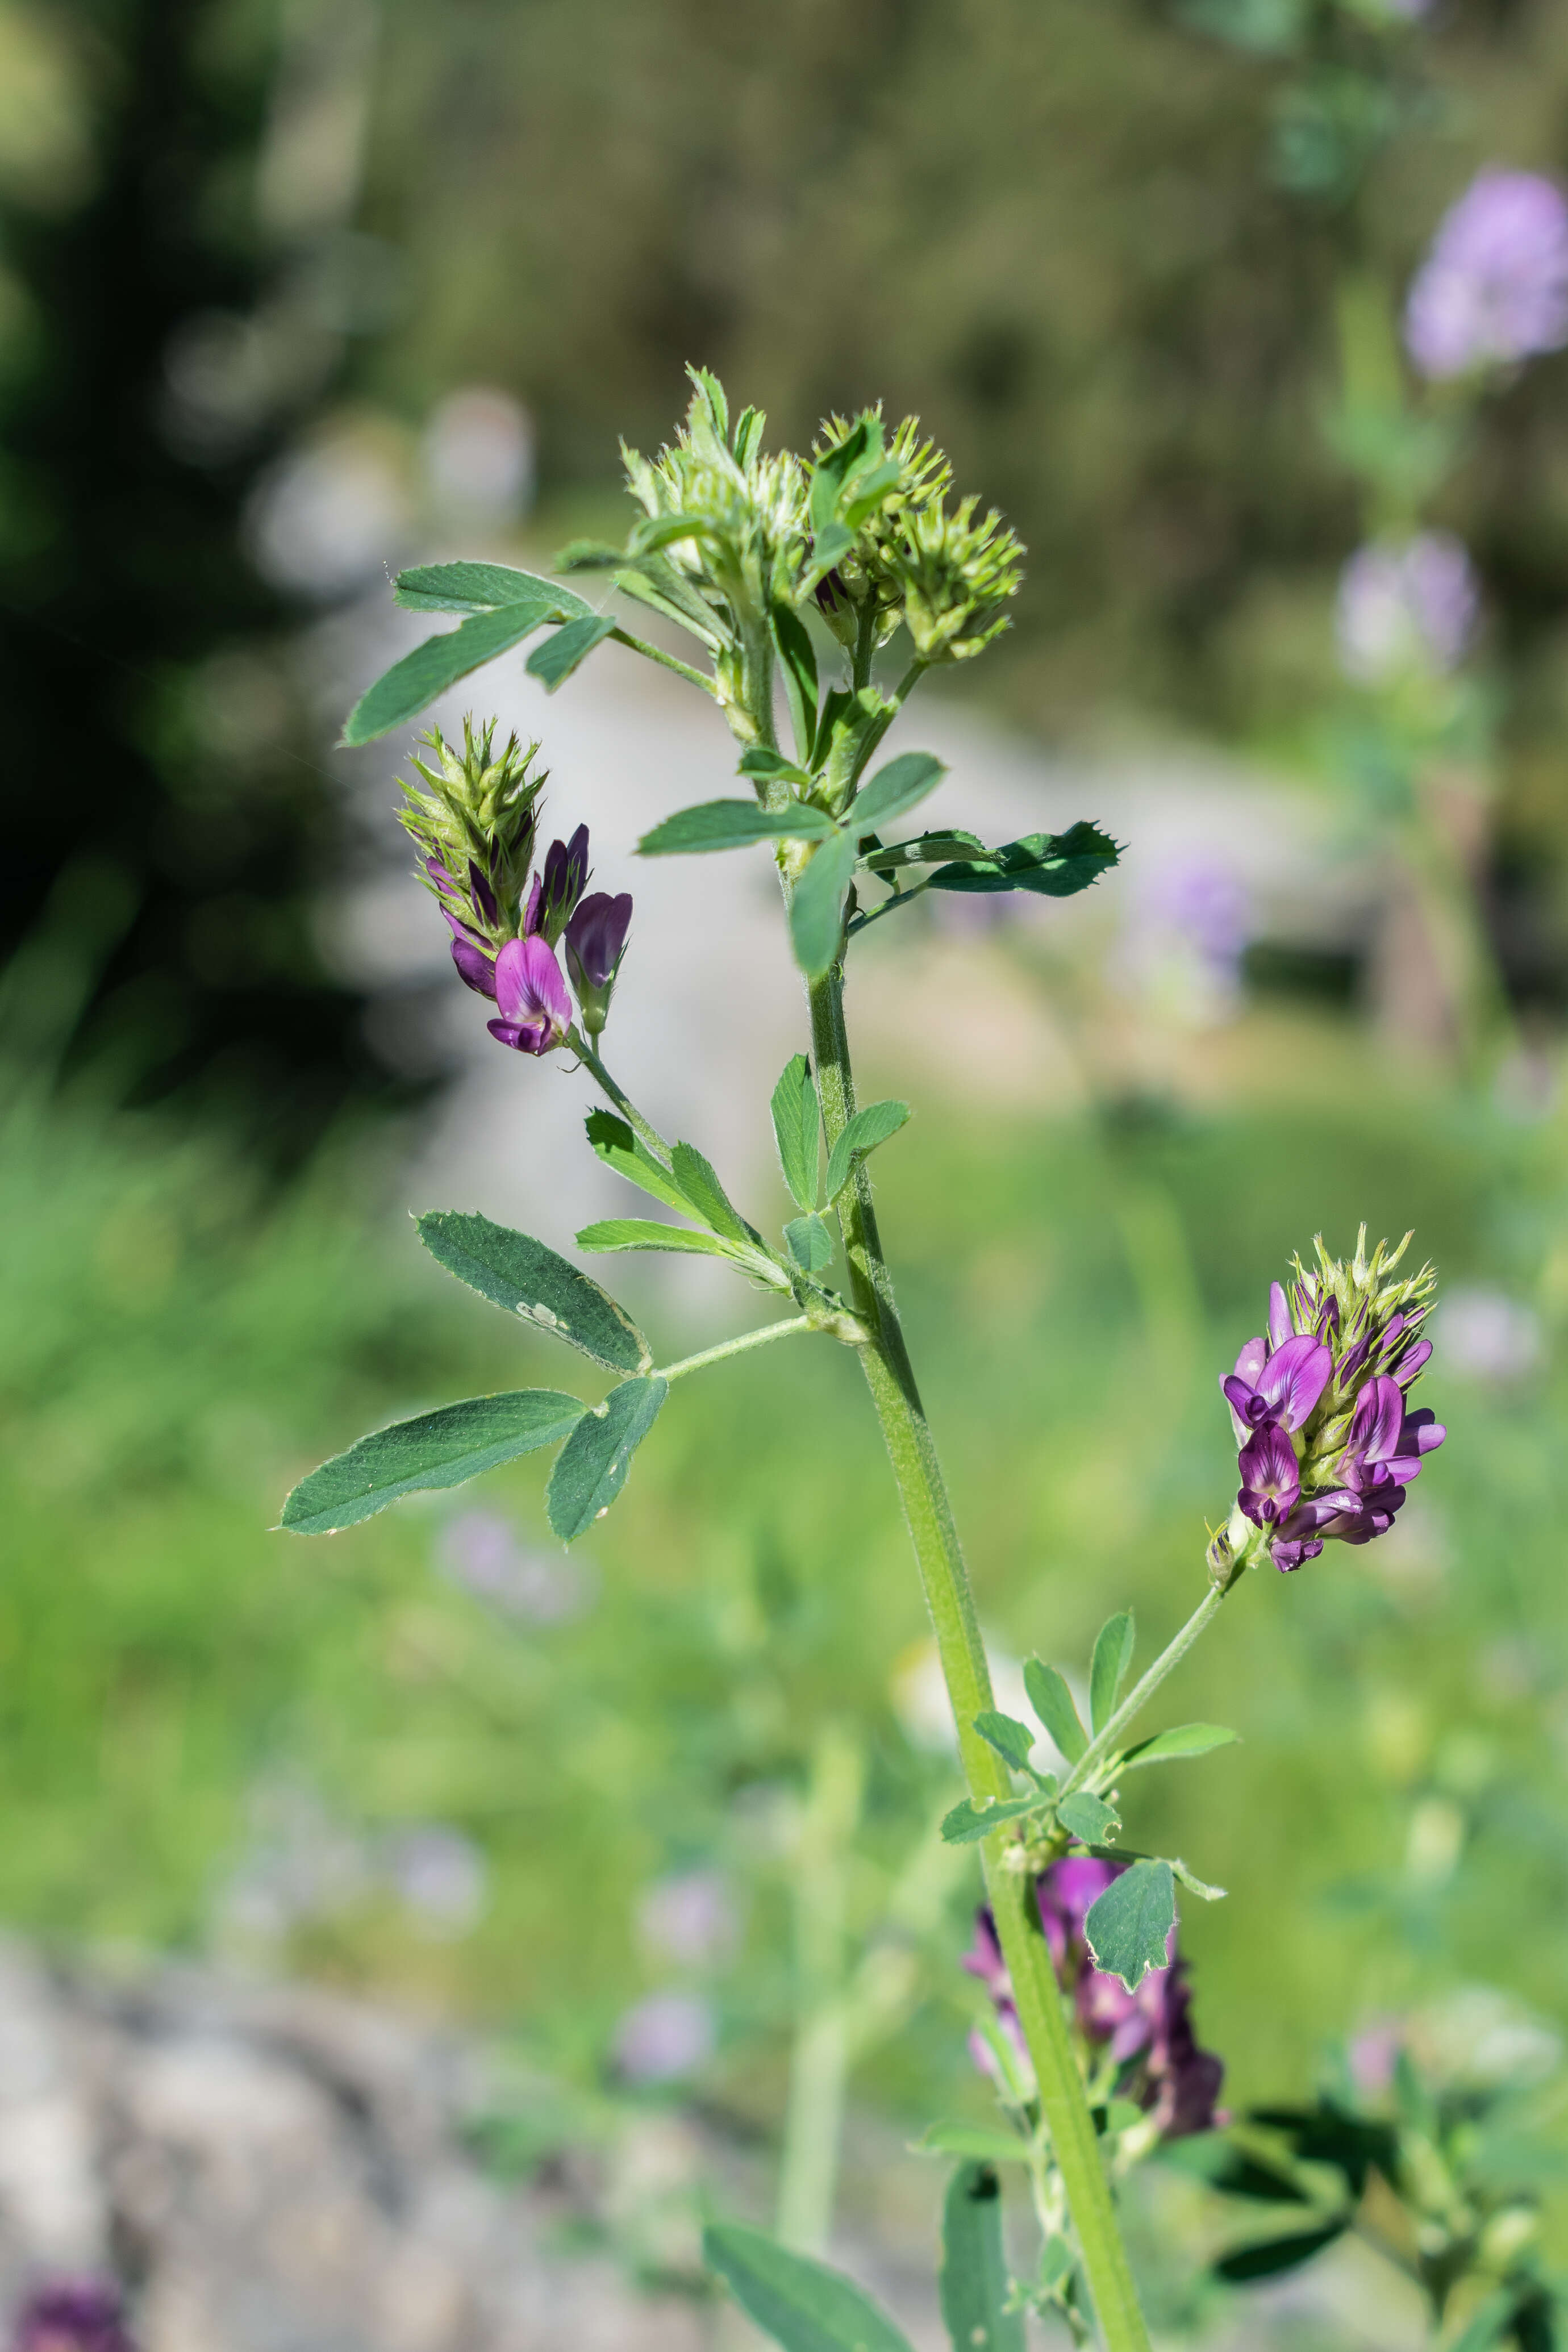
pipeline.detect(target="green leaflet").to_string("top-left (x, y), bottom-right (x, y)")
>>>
top-left (584, 1111), bottom-right (690, 1215)
top-left (972, 1710), bottom-right (1035, 1772)
top-left (785, 1214), bottom-right (834, 1274)
top-left (740, 746), bottom-right (812, 787)
top-left (859, 830), bottom-right (985, 873)
top-left (927, 821), bottom-right (1120, 898)
top-left (280, 1389), bottom-right (585, 1535)
top-left (704, 2224), bottom-right (915, 2352)
top-left (638, 799), bottom-right (835, 855)
top-left (940, 1794), bottom-right (1044, 1846)
top-left (1089, 1608), bottom-right (1136, 1733)
top-left (939, 2165), bottom-right (1025, 2352)
top-left (1119, 1723), bottom-right (1240, 1770)
top-left (824, 1098), bottom-right (910, 1202)
top-left (341, 602), bottom-right (564, 746)
top-left (670, 1141), bottom-right (756, 1244)
top-left (545, 1375), bottom-right (668, 1543)
top-left (852, 751), bottom-right (946, 835)
top-left (525, 612), bottom-right (618, 689)
top-left (416, 1210), bottom-right (651, 1374)
top-left (392, 561), bottom-right (591, 618)
top-left (772, 603), bottom-right (820, 762)
top-left (789, 830), bottom-right (858, 978)
top-left (1083, 1858), bottom-right (1175, 1992)
top-left (576, 1219), bottom-right (789, 1287)
top-left (1212, 2223), bottom-right (1348, 2284)
top-left (1023, 1659), bottom-right (1087, 1762)
top-left (912, 2124), bottom-right (1032, 2168)
top-left (1057, 1791), bottom-right (1119, 1846)
top-left (770, 1053), bottom-right (821, 1211)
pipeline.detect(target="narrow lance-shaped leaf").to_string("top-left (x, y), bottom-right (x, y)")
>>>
top-left (789, 831), bottom-right (859, 978)
top-left (1119, 1724), bottom-right (1240, 1771)
top-left (670, 1141), bottom-right (757, 1244)
top-left (913, 2124), bottom-right (1033, 2168)
top-left (1023, 1659), bottom-right (1087, 1762)
top-left (771, 1053), bottom-right (821, 1211)
top-left (342, 602), bottom-right (562, 747)
top-left (825, 1098), bottom-right (910, 1202)
top-left (546, 1375), bottom-right (668, 1544)
top-left (525, 612), bottom-right (618, 689)
top-left (416, 1211), bottom-right (651, 1374)
top-left (703, 2224), bottom-right (916, 2352)
top-left (280, 1390), bottom-right (585, 1536)
top-left (1213, 2224), bottom-right (1348, 2284)
top-left (1083, 1858), bottom-right (1175, 1992)
top-left (939, 2165), bottom-right (1025, 2352)
top-left (639, 800), bottom-right (835, 855)
top-left (940, 1795), bottom-right (1044, 1846)
top-left (1089, 1609), bottom-right (1136, 1734)
top-left (576, 1219), bottom-right (790, 1288)
top-left (584, 1111), bottom-right (690, 1215)
top-left (772, 603), bottom-right (819, 764)
top-left (852, 750), bottom-right (946, 835)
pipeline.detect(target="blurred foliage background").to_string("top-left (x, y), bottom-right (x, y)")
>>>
top-left (3, 0), bottom-right (1568, 2334)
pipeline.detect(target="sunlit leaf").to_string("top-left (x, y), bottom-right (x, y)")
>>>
top-left (281, 1390), bottom-right (585, 1535)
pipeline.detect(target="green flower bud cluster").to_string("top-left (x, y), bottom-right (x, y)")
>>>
top-left (397, 719), bottom-right (546, 944)
top-left (810, 411), bottom-right (954, 654)
top-left (885, 493), bottom-right (1025, 665)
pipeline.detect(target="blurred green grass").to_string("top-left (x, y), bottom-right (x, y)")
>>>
top-left (1, 1053), bottom-right (1563, 2146)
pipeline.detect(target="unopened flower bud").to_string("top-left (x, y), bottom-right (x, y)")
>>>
top-left (564, 889), bottom-right (633, 1036)
top-left (529, 824), bottom-right (591, 946)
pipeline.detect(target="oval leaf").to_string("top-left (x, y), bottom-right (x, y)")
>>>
top-left (940, 1795), bottom-right (1044, 1846)
top-left (341, 603), bottom-right (560, 746)
top-left (639, 800), bottom-right (835, 855)
top-left (393, 561), bottom-right (591, 617)
top-left (417, 1211), bottom-right (650, 1373)
top-left (704, 2223), bottom-right (915, 2352)
top-left (785, 1213), bottom-right (834, 1274)
top-left (525, 611), bottom-right (617, 689)
top-left (1120, 1724), bottom-right (1239, 1771)
top-left (853, 750), bottom-right (946, 835)
top-left (789, 831), bottom-right (858, 977)
top-left (1057, 1791), bottom-right (1119, 1846)
top-left (1083, 1858), bottom-right (1175, 1992)
top-left (940, 2165), bottom-right (1025, 2352)
top-left (546, 1375), bottom-right (668, 1543)
top-left (1023, 1659), bottom-right (1087, 1762)
top-left (1089, 1609), bottom-right (1135, 1733)
top-left (1213, 2222), bottom-right (1347, 2283)
top-left (825, 1098), bottom-right (910, 1202)
top-left (771, 1053), bottom-right (821, 1211)
top-left (280, 1390), bottom-right (585, 1535)
top-left (972, 1711), bottom-right (1035, 1772)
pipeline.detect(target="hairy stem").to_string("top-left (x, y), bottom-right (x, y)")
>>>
top-left (658, 1316), bottom-right (815, 1384)
top-left (607, 624), bottom-right (716, 695)
top-left (1058, 1580), bottom-right (1232, 1799)
top-left (806, 961), bottom-right (1152, 2352)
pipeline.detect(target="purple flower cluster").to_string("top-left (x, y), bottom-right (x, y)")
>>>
top-left (1335, 533), bottom-right (1479, 686)
top-left (964, 1859), bottom-right (1222, 2140)
top-left (1405, 169), bottom-right (1568, 380)
top-left (12, 2282), bottom-right (134, 2352)
top-left (1224, 1231), bottom-right (1445, 1574)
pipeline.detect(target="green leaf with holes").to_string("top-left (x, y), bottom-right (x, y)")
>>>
top-left (545, 1375), bottom-right (668, 1543)
top-left (1083, 1859), bottom-right (1175, 1992)
top-left (704, 2224), bottom-right (915, 2352)
top-left (280, 1390), bottom-right (585, 1535)
top-left (416, 1211), bottom-right (651, 1373)
top-left (1057, 1791), bottom-right (1120, 1846)
top-left (940, 2163), bottom-right (1025, 2352)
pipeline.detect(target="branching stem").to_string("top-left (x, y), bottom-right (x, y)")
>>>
top-left (1058, 1580), bottom-right (1234, 1799)
top-left (658, 1316), bottom-right (815, 1384)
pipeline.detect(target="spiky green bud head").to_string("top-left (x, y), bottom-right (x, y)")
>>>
top-left (397, 718), bottom-right (547, 942)
top-left (620, 366), bottom-right (806, 637)
top-left (886, 495), bottom-right (1025, 664)
top-left (807, 409), bottom-right (956, 649)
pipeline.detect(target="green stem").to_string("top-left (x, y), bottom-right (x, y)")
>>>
top-left (657, 1316), bottom-right (814, 1384)
top-left (1058, 1581), bottom-right (1232, 1800)
top-left (569, 1030), bottom-right (673, 1161)
top-left (776, 1725), bottom-right (864, 2255)
top-left (607, 625), bottom-right (716, 695)
top-left (806, 962), bottom-right (1151, 2352)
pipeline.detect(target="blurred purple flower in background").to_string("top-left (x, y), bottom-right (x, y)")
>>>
top-left (964, 1860), bottom-right (1223, 2138)
top-left (12, 2283), bottom-right (133, 2352)
top-left (637, 1869), bottom-right (739, 1969)
top-left (1437, 1285), bottom-right (1545, 1385)
top-left (435, 1509), bottom-right (594, 1621)
top-left (1405, 169), bottom-right (1568, 378)
top-left (1336, 533), bottom-right (1479, 684)
top-left (1119, 854), bottom-right (1251, 1025)
top-left (383, 1825), bottom-right (489, 1936)
top-left (612, 1991), bottom-right (716, 2084)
